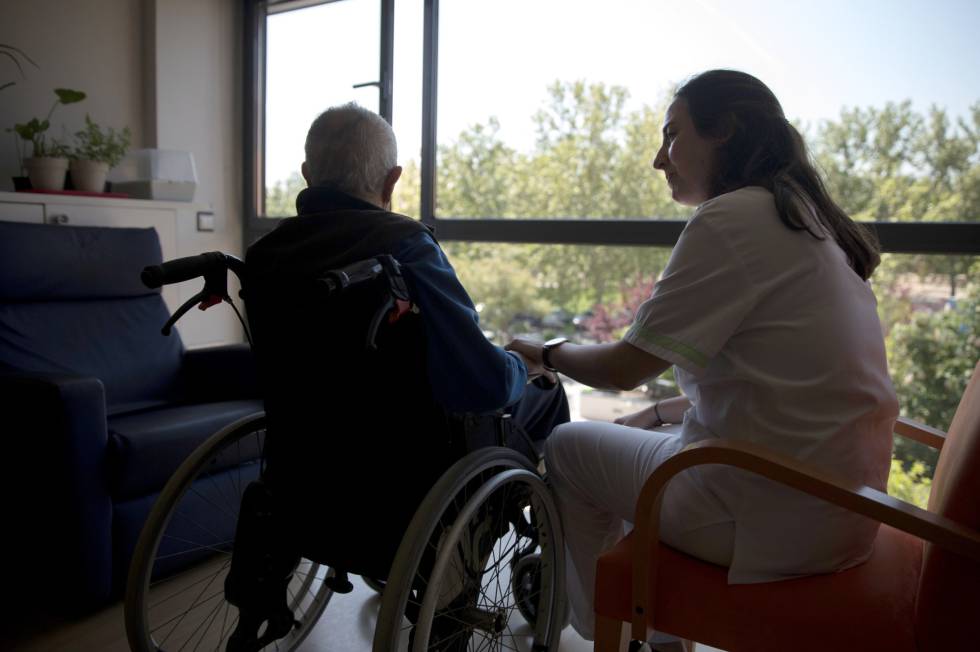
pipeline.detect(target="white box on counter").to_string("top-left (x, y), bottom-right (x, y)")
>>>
top-left (108, 149), bottom-right (198, 201)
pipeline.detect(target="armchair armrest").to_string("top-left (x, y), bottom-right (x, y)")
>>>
top-left (180, 343), bottom-right (260, 403)
top-left (628, 438), bottom-right (980, 642)
top-left (894, 416), bottom-right (946, 450)
top-left (1, 370), bottom-right (114, 608)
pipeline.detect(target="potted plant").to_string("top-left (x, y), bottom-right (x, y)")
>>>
top-left (10, 87), bottom-right (86, 191)
top-left (70, 115), bottom-right (131, 193)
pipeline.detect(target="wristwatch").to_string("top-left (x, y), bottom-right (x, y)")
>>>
top-left (542, 337), bottom-right (568, 372)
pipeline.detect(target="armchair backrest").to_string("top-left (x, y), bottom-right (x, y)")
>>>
top-left (0, 221), bottom-right (184, 414)
top-left (914, 360), bottom-right (980, 650)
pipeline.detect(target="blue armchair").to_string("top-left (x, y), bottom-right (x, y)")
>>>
top-left (0, 220), bottom-right (263, 613)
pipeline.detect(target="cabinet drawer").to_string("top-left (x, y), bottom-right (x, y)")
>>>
top-left (0, 201), bottom-right (44, 224)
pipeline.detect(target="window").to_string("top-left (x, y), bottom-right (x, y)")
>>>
top-left (249, 1), bottom-right (979, 251)
top-left (248, 0), bottom-right (979, 503)
top-left (263, 0), bottom-right (381, 217)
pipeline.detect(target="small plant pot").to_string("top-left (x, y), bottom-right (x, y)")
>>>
top-left (25, 156), bottom-right (69, 192)
top-left (69, 159), bottom-right (110, 193)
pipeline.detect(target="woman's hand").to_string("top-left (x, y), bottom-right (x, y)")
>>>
top-left (509, 348), bottom-right (557, 384)
top-left (506, 337), bottom-right (544, 366)
top-left (614, 403), bottom-right (663, 429)
top-left (616, 395), bottom-right (692, 429)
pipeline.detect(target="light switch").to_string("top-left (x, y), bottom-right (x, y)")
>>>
top-left (196, 211), bottom-right (215, 232)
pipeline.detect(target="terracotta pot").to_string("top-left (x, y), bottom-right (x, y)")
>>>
top-left (25, 156), bottom-right (69, 191)
top-left (70, 159), bottom-right (110, 193)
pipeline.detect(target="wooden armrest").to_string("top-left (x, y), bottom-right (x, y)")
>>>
top-left (894, 416), bottom-right (946, 450)
top-left (628, 437), bottom-right (980, 642)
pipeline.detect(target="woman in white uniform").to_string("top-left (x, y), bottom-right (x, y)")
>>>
top-left (507, 69), bottom-right (899, 641)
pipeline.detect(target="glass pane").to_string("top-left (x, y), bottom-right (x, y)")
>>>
top-left (264, 0), bottom-right (381, 217)
top-left (441, 241), bottom-right (681, 417)
top-left (434, 0), bottom-right (980, 220)
top-left (390, 0), bottom-right (423, 219)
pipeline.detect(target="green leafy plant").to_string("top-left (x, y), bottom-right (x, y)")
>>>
top-left (73, 115), bottom-right (131, 167)
top-left (887, 458), bottom-right (932, 509)
top-left (1, 43), bottom-right (38, 93)
top-left (11, 87), bottom-right (86, 159)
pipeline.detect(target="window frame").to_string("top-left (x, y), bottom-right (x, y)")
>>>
top-left (244, 0), bottom-right (394, 245)
top-left (246, 0), bottom-right (980, 255)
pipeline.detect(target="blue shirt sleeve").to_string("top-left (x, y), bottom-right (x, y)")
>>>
top-left (393, 231), bottom-right (527, 412)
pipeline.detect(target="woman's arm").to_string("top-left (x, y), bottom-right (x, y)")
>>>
top-left (614, 394), bottom-right (691, 429)
top-left (506, 338), bottom-right (670, 391)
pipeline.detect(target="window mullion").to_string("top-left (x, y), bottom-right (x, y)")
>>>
top-left (421, 0), bottom-right (439, 225)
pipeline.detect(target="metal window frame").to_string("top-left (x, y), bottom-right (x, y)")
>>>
top-left (247, 0), bottom-right (980, 255)
top-left (245, 0), bottom-right (394, 246)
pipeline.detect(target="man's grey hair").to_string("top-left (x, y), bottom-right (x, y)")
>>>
top-left (304, 103), bottom-right (397, 199)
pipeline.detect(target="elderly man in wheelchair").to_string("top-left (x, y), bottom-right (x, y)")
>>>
top-left (124, 103), bottom-right (570, 652)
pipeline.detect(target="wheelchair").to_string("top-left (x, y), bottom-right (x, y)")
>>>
top-left (123, 250), bottom-right (567, 651)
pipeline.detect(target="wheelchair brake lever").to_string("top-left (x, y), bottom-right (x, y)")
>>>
top-left (365, 293), bottom-right (396, 350)
top-left (160, 287), bottom-right (229, 335)
top-left (364, 256), bottom-right (414, 350)
top-left (161, 292), bottom-right (205, 335)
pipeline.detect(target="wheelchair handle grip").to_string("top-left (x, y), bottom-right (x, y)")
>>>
top-left (319, 258), bottom-right (385, 294)
top-left (142, 252), bottom-right (227, 288)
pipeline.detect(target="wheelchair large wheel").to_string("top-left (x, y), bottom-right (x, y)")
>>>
top-left (125, 413), bottom-right (334, 652)
top-left (374, 448), bottom-right (566, 651)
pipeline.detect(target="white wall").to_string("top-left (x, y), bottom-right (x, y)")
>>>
top-left (152, 0), bottom-right (244, 345)
top-left (0, 0), bottom-right (245, 345)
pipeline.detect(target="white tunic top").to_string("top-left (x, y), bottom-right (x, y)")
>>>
top-left (624, 186), bottom-right (899, 583)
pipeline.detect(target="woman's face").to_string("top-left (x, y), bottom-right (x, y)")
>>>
top-left (653, 98), bottom-right (720, 206)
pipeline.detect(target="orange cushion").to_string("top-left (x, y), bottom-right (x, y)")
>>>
top-left (594, 524), bottom-right (922, 652)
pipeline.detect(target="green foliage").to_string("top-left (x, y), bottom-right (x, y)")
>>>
top-left (9, 87), bottom-right (86, 159)
top-left (0, 43), bottom-right (38, 93)
top-left (887, 458), bottom-right (932, 509)
top-left (812, 101), bottom-right (980, 294)
top-left (887, 292), bottom-right (979, 473)
top-left (432, 81), bottom-right (681, 324)
top-left (73, 115), bottom-right (131, 166)
top-left (445, 243), bottom-right (553, 342)
top-left (265, 171), bottom-right (305, 217)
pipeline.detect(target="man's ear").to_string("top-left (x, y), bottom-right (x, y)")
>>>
top-left (301, 161), bottom-right (311, 186)
top-left (381, 166), bottom-right (402, 207)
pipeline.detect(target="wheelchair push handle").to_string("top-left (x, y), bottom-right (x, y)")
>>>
top-left (141, 251), bottom-right (229, 289)
top-left (141, 251), bottom-right (249, 340)
top-left (319, 258), bottom-right (385, 294)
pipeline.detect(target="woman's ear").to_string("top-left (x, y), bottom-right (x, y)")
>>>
top-left (714, 114), bottom-right (738, 145)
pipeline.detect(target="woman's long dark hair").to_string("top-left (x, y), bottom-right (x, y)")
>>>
top-left (675, 70), bottom-right (880, 280)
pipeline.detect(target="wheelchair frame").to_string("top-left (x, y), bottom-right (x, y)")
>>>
top-left (124, 251), bottom-right (567, 652)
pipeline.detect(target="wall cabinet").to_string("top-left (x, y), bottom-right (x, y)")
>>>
top-left (0, 191), bottom-right (241, 347)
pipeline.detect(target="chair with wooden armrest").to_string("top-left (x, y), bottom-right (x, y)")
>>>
top-left (593, 360), bottom-right (980, 652)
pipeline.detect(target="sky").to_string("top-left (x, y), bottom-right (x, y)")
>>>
top-left (265, 0), bottom-right (980, 185)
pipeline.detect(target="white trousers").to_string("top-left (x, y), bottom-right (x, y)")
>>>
top-left (544, 421), bottom-right (736, 641)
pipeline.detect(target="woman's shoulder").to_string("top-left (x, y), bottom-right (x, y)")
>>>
top-left (695, 186), bottom-right (775, 220)
top-left (687, 186), bottom-right (782, 243)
